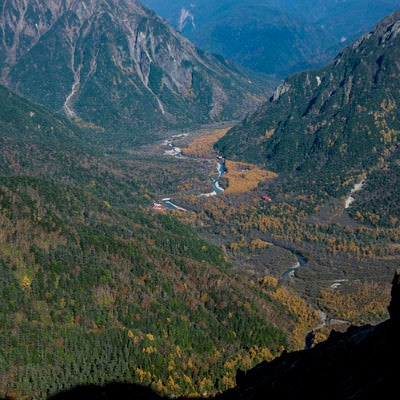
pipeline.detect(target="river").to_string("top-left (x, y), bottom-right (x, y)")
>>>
top-left (282, 252), bottom-right (308, 279)
top-left (202, 158), bottom-right (226, 196)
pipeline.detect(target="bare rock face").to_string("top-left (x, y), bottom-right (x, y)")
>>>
top-left (0, 1), bottom-right (69, 66)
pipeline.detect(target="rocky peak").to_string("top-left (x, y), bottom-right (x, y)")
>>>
top-left (336, 9), bottom-right (400, 59)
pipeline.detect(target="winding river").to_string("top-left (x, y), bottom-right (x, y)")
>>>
top-left (201, 159), bottom-right (226, 197)
top-left (282, 252), bottom-right (308, 279)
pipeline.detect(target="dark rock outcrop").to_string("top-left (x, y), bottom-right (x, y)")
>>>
top-left (388, 268), bottom-right (400, 323)
top-left (47, 383), bottom-right (164, 400)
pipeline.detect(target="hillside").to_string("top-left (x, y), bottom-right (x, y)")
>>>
top-left (0, 85), bottom-right (95, 176)
top-left (18, 270), bottom-right (400, 400)
top-left (216, 10), bottom-right (400, 223)
top-left (0, 0), bottom-right (270, 146)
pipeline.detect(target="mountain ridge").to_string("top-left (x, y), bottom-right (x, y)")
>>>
top-left (141, 0), bottom-right (400, 77)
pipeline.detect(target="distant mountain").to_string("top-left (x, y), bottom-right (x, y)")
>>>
top-left (0, 0), bottom-right (270, 146)
top-left (273, 0), bottom-right (400, 42)
top-left (141, 0), bottom-right (337, 77)
top-left (141, 0), bottom-right (400, 78)
top-left (215, 10), bottom-right (400, 225)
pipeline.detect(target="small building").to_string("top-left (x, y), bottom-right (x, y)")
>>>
top-left (152, 202), bottom-right (166, 211)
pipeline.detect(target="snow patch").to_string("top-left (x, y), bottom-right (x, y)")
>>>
top-left (345, 178), bottom-right (366, 209)
top-left (178, 8), bottom-right (195, 32)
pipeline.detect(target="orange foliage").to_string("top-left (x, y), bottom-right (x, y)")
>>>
top-left (269, 286), bottom-right (321, 346)
top-left (182, 128), bottom-right (229, 158)
top-left (223, 160), bottom-right (277, 194)
top-left (318, 281), bottom-right (390, 323)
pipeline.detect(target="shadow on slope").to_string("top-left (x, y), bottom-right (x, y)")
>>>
top-left (47, 383), bottom-right (165, 400)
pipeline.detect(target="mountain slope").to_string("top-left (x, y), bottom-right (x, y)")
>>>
top-left (141, 0), bottom-right (338, 77)
top-left (0, 84), bottom-right (94, 175)
top-left (28, 270), bottom-right (400, 400)
top-left (215, 10), bottom-right (400, 212)
top-left (0, 0), bottom-right (270, 145)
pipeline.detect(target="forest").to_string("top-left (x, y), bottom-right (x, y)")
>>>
top-left (0, 147), bottom-right (320, 398)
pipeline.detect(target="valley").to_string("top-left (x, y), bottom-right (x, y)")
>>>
top-left (136, 124), bottom-right (394, 326)
top-left (1, 2), bottom-right (400, 399)
top-left (1, 110), bottom-right (393, 397)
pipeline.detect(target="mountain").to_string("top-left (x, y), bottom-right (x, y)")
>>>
top-left (274, 0), bottom-right (400, 42)
top-left (141, 0), bottom-right (338, 77)
top-left (215, 10), bottom-right (400, 224)
top-left (3, 4), bottom-right (400, 398)
top-left (0, 0), bottom-right (270, 146)
top-left (26, 269), bottom-right (400, 400)
top-left (141, 0), bottom-right (400, 78)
